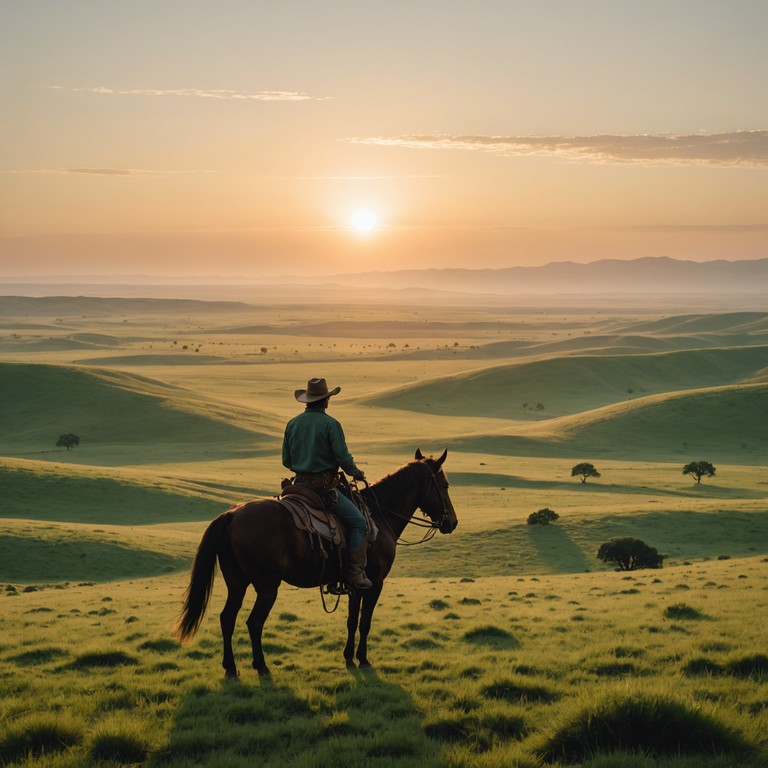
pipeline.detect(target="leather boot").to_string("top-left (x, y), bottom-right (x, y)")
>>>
top-left (347, 541), bottom-right (372, 590)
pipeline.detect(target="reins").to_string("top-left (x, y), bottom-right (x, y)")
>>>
top-left (366, 466), bottom-right (449, 546)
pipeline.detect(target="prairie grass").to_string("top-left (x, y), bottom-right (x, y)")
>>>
top-left (2, 300), bottom-right (768, 766)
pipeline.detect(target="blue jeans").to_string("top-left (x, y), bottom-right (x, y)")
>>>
top-left (329, 492), bottom-right (367, 551)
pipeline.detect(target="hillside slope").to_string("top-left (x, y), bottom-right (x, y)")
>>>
top-left (361, 346), bottom-right (768, 419)
top-left (450, 383), bottom-right (768, 462)
top-left (0, 363), bottom-right (278, 462)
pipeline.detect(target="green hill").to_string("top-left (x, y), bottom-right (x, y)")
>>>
top-left (362, 346), bottom-right (768, 419)
top-left (0, 459), bottom-right (226, 525)
top-left (0, 520), bottom-right (191, 583)
top-left (619, 312), bottom-right (768, 335)
top-left (0, 362), bottom-right (276, 462)
top-left (451, 383), bottom-right (768, 462)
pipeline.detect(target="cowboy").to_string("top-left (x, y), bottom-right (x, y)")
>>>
top-left (282, 378), bottom-right (372, 590)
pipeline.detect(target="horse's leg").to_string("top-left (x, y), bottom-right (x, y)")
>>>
top-left (355, 582), bottom-right (383, 668)
top-left (344, 592), bottom-right (362, 668)
top-left (246, 579), bottom-right (280, 676)
top-left (220, 579), bottom-right (247, 678)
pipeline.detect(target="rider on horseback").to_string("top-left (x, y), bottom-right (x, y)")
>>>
top-left (282, 378), bottom-right (372, 591)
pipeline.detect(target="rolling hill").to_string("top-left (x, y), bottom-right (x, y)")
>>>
top-left (361, 345), bottom-right (768, 419)
top-left (449, 383), bottom-right (768, 462)
top-left (0, 362), bottom-right (279, 462)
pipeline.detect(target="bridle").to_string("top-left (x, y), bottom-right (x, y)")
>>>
top-left (367, 463), bottom-right (453, 546)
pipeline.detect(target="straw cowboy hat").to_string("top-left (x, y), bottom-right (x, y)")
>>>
top-left (294, 377), bottom-right (341, 403)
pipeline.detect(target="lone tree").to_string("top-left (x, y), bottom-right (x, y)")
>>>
top-left (597, 537), bottom-right (664, 571)
top-left (527, 508), bottom-right (559, 526)
top-left (56, 433), bottom-right (80, 451)
top-left (682, 461), bottom-right (716, 484)
top-left (571, 462), bottom-right (601, 484)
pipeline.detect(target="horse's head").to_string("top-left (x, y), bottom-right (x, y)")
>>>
top-left (415, 448), bottom-right (458, 534)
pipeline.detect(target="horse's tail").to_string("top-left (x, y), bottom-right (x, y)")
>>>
top-left (175, 511), bottom-right (233, 642)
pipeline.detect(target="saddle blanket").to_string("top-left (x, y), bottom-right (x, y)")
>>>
top-left (277, 485), bottom-right (347, 548)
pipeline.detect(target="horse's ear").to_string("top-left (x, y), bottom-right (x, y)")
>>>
top-left (415, 449), bottom-right (425, 461)
top-left (435, 449), bottom-right (448, 468)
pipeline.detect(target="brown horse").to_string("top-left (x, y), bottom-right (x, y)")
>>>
top-left (176, 449), bottom-right (457, 677)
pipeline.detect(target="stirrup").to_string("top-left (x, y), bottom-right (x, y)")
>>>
top-left (323, 581), bottom-right (351, 596)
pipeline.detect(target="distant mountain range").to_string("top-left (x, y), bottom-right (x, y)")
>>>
top-left (319, 257), bottom-right (768, 295)
top-left (2, 257), bottom-right (766, 301)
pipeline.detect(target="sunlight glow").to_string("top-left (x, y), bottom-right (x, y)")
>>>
top-left (350, 208), bottom-right (377, 234)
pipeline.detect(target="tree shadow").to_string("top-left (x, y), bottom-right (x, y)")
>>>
top-left (526, 524), bottom-right (592, 572)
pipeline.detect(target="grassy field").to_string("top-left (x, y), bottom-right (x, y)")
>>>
top-left (1, 297), bottom-right (767, 767)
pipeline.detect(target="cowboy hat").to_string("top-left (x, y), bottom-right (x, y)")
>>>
top-left (294, 377), bottom-right (341, 403)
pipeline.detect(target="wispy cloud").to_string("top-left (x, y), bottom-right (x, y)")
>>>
top-left (2, 168), bottom-right (213, 177)
top-left (350, 131), bottom-right (768, 168)
top-left (49, 85), bottom-right (327, 101)
top-left (262, 174), bottom-right (449, 180)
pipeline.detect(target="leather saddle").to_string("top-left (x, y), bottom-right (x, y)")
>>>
top-left (278, 484), bottom-right (346, 548)
top-left (276, 480), bottom-right (378, 548)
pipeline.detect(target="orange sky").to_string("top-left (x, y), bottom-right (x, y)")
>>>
top-left (1, 1), bottom-right (767, 277)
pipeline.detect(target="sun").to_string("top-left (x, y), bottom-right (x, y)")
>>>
top-left (350, 207), bottom-right (377, 234)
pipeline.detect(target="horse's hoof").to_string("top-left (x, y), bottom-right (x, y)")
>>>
top-left (255, 665), bottom-right (271, 677)
top-left (358, 660), bottom-right (373, 670)
top-left (345, 659), bottom-right (356, 669)
top-left (224, 668), bottom-right (240, 680)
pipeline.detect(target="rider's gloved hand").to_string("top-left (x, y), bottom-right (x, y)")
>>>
top-left (353, 469), bottom-right (366, 482)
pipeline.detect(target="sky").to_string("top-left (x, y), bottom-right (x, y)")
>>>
top-left (1, 0), bottom-right (767, 278)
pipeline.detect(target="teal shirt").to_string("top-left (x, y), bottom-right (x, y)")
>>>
top-left (282, 408), bottom-right (360, 475)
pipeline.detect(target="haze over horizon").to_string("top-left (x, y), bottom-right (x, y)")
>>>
top-left (2, 1), bottom-right (767, 279)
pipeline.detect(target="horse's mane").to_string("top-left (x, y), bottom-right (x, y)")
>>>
top-left (364, 460), bottom-right (425, 504)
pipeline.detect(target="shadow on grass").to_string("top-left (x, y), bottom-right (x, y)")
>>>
top-left (526, 524), bottom-right (591, 573)
top-left (451, 471), bottom-right (765, 499)
top-left (0, 534), bottom-right (189, 583)
top-left (152, 669), bottom-right (444, 767)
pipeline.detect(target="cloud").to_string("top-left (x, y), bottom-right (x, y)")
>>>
top-left (49, 85), bottom-right (326, 101)
top-left (2, 168), bottom-right (212, 177)
top-left (349, 131), bottom-right (768, 168)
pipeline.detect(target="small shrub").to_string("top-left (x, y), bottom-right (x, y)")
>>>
top-left (429, 599), bottom-right (450, 610)
top-left (663, 603), bottom-right (704, 620)
top-left (527, 508), bottom-right (559, 526)
top-left (597, 538), bottom-right (664, 571)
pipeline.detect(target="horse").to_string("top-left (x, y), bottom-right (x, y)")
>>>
top-left (175, 449), bottom-right (458, 677)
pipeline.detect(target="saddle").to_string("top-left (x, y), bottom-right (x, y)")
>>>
top-left (278, 484), bottom-right (347, 548)
top-left (276, 476), bottom-right (378, 549)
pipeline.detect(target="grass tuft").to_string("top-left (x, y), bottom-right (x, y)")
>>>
top-left (0, 712), bottom-right (84, 762)
top-left (138, 638), bottom-right (179, 653)
top-left (463, 625), bottom-right (520, 649)
top-left (68, 650), bottom-right (140, 668)
top-left (480, 678), bottom-right (558, 703)
top-left (727, 653), bottom-right (768, 680)
top-left (10, 646), bottom-right (69, 666)
top-left (537, 693), bottom-right (754, 763)
top-left (89, 717), bottom-right (150, 764)
top-left (682, 657), bottom-right (723, 676)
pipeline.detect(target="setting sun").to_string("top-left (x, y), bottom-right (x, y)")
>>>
top-left (350, 208), bottom-right (377, 235)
